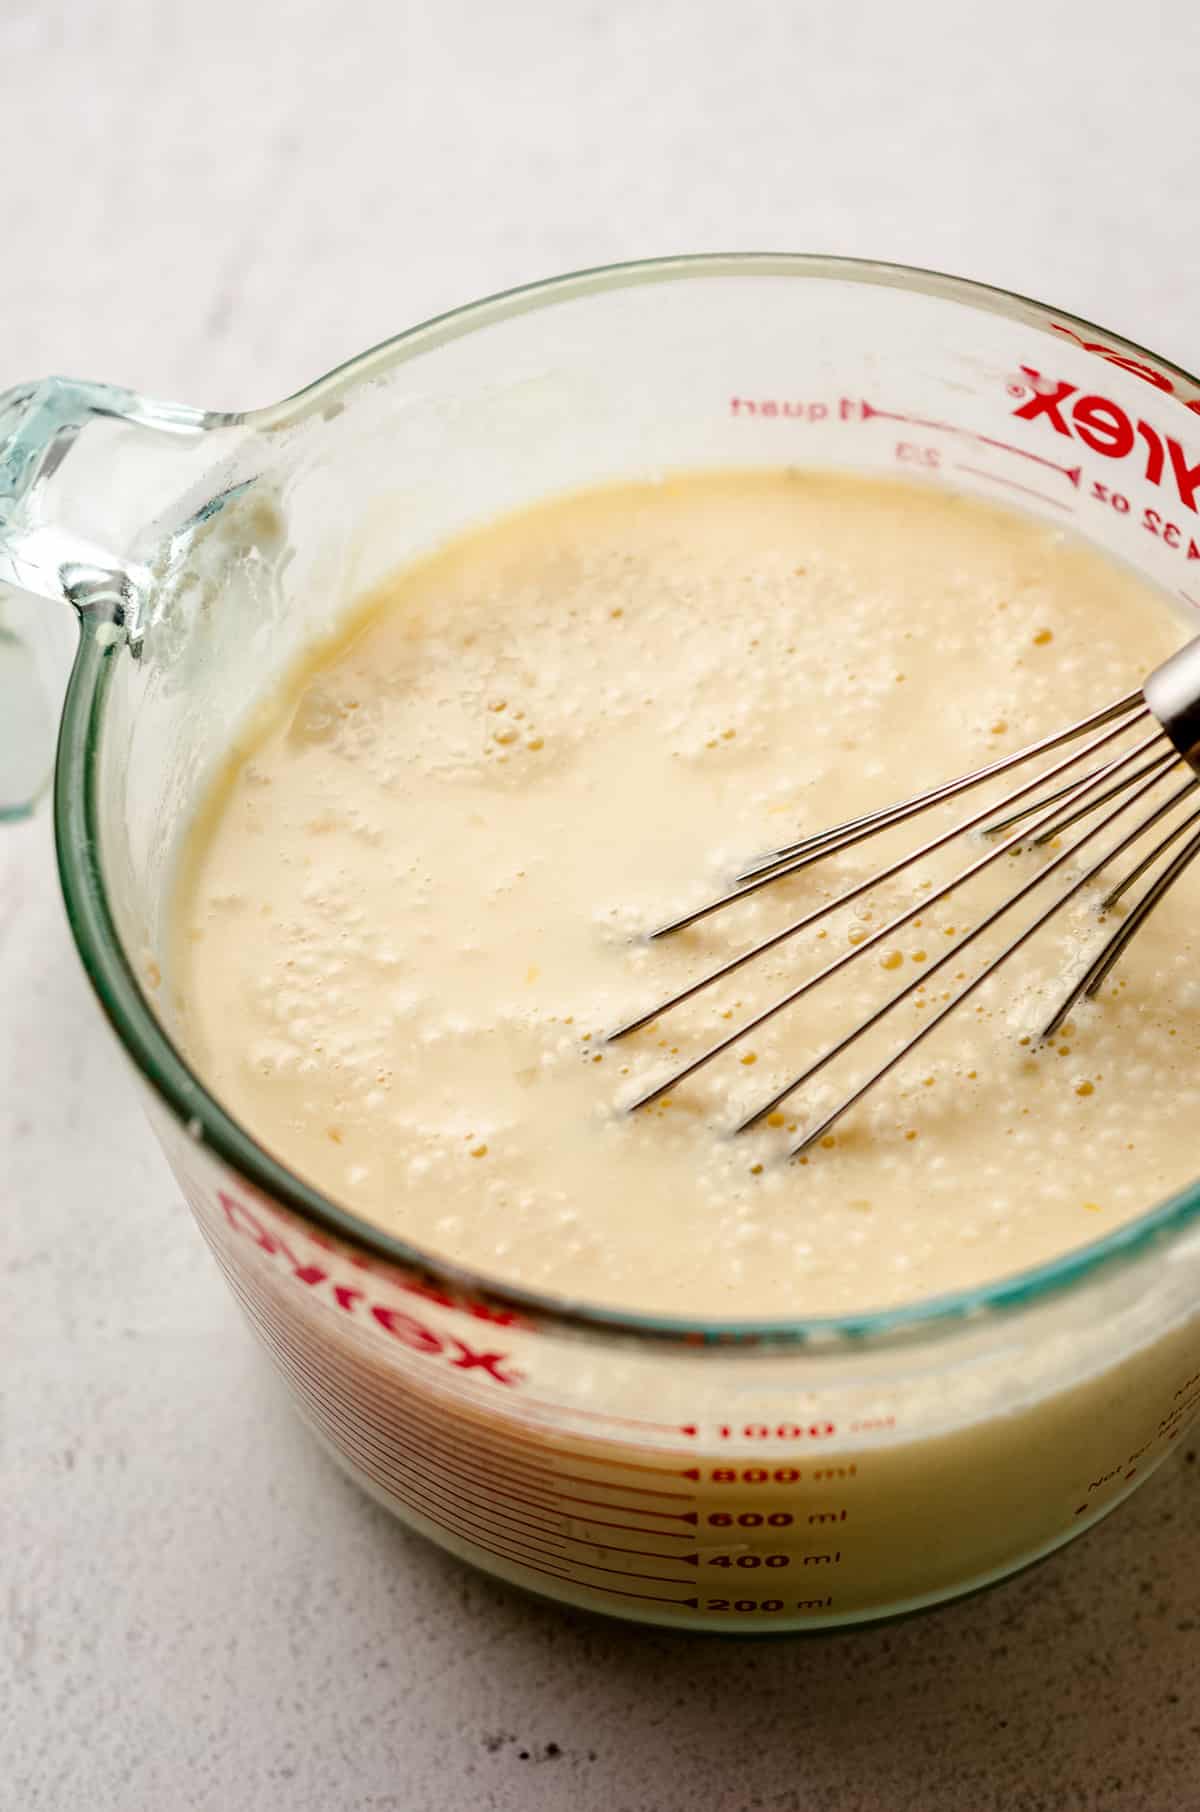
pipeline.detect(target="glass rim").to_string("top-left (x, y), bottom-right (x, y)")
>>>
top-left (53, 251), bottom-right (1200, 1351)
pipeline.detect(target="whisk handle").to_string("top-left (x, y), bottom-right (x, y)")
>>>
top-left (1144, 633), bottom-right (1200, 774)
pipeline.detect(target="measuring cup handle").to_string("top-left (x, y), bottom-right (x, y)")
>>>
top-left (0, 376), bottom-right (239, 818)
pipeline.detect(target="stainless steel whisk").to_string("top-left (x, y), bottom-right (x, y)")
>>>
top-left (610, 637), bottom-right (1200, 1156)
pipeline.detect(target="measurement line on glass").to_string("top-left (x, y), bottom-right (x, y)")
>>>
top-left (347, 1449), bottom-right (702, 1569)
top-left (335, 1445), bottom-right (702, 1605)
top-left (244, 1273), bottom-right (855, 1514)
top-left (284, 1360), bottom-right (703, 1543)
top-left (302, 1405), bottom-right (572, 1559)
top-left (280, 1357), bottom-right (702, 1532)
top-left (263, 1358), bottom-right (564, 1537)
top-left (309, 1390), bottom-right (835, 1568)
top-left (236, 1277), bottom-right (853, 1604)
top-left (348, 1446), bottom-right (699, 1587)
top-left (218, 1229), bottom-right (688, 1439)
top-left (356, 1448), bottom-right (699, 1563)
top-left (377, 1461), bottom-right (712, 1606)
top-left (863, 400), bottom-right (1083, 483)
top-left (337, 1412), bottom-right (700, 1528)
top-left (225, 1284), bottom-right (633, 1544)
top-left (314, 1416), bottom-right (701, 1547)
top-left (242, 1287), bottom-right (847, 1613)
top-left (541, 1558), bottom-right (698, 1587)
top-left (513, 1394), bottom-right (691, 1437)
top-left (230, 1261), bottom-right (853, 1603)
top-left (358, 1386), bottom-right (699, 1493)
top-left (293, 1330), bottom-right (697, 1475)
top-left (222, 1254), bottom-right (702, 1467)
top-left (331, 1446), bottom-right (575, 1581)
top-left (955, 462), bottom-right (1075, 512)
top-left (264, 1332), bottom-right (703, 1515)
top-left (298, 1375), bottom-right (699, 1497)
top-left (333, 1427), bottom-right (695, 1571)
top-left (301, 1377), bottom-right (699, 1500)
top-left (335, 1433), bottom-right (569, 1545)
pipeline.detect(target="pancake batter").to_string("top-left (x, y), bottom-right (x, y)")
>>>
top-left (170, 472), bottom-right (1200, 1317)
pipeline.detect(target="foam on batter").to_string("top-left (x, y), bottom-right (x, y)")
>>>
top-left (170, 472), bottom-right (1200, 1316)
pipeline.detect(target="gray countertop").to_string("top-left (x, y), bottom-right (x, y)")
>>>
top-left (4, 3), bottom-right (1200, 1806)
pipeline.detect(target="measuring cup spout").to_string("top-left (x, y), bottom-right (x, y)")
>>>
top-left (0, 375), bottom-right (245, 818)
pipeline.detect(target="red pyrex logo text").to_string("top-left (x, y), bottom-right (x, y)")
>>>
top-left (1013, 365), bottom-right (1200, 513)
top-left (1049, 322), bottom-right (1200, 415)
top-left (218, 1189), bottom-right (524, 1387)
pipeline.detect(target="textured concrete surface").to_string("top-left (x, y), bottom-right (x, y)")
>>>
top-left (4, 2), bottom-right (1200, 1807)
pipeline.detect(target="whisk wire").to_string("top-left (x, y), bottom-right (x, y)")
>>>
top-left (1042, 813), bottom-right (1200, 1038)
top-left (782, 769), bottom-right (1198, 1155)
top-left (732, 689), bottom-right (1145, 883)
top-left (1100, 803), bottom-right (1200, 912)
top-left (621, 731), bottom-right (1176, 1115)
top-left (651, 697), bottom-right (1149, 937)
top-left (613, 639), bottom-right (1200, 1155)
top-left (612, 713), bottom-right (1162, 1047)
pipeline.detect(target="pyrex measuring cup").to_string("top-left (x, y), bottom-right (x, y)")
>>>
top-left (6, 256), bottom-right (1200, 1633)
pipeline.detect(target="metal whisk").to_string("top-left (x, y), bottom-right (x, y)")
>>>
top-left (610, 636), bottom-right (1200, 1156)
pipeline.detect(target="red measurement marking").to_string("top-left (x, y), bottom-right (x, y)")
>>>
top-left (360, 1450), bottom-right (564, 1545)
top-left (326, 1377), bottom-right (696, 1501)
top-left (394, 1413), bottom-right (696, 1498)
top-left (313, 1423), bottom-right (568, 1555)
top-left (229, 1253), bottom-right (694, 1465)
top-left (555, 1494), bottom-right (697, 1522)
top-left (277, 1336), bottom-right (699, 1524)
top-left (605, 1589), bottom-right (700, 1607)
top-left (345, 1423), bottom-right (699, 1567)
top-left (337, 1417), bottom-right (568, 1525)
top-left (391, 1390), bottom-right (694, 1478)
top-left (248, 1325), bottom-right (705, 1564)
top-left (1181, 591), bottom-right (1200, 609)
top-left (555, 1513), bottom-right (695, 1542)
top-left (332, 1445), bottom-right (574, 1585)
top-left (293, 1368), bottom-right (701, 1547)
top-left (289, 1381), bottom-right (567, 1545)
top-left (371, 1461), bottom-right (699, 1606)
top-left (305, 1333), bottom-right (692, 1480)
top-left (260, 1352), bottom-right (569, 1540)
top-left (487, 1454), bottom-right (690, 1502)
top-left (226, 1261), bottom-right (708, 1532)
top-left (956, 463), bottom-right (1075, 512)
top-left (586, 1542), bottom-right (699, 1562)
top-left (285, 1303), bottom-right (695, 1454)
top-left (246, 1304), bottom-right (706, 1575)
top-left (231, 1271), bottom-right (698, 1507)
top-left (384, 1428), bottom-right (693, 1534)
top-left (572, 1559), bottom-right (698, 1586)
top-left (293, 1363), bottom-right (696, 1530)
top-left (238, 1304), bottom-right (535, 1485)
top-left (864, 401), bottom-right (1083, 484)
top-left (564, 1451), bottom-right (693, 1478)
top-left (516, 1395), bottom-right (686, 1436)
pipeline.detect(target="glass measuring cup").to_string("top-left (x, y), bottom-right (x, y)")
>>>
top-left (5, 255), bottom-right (1200, 1632)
